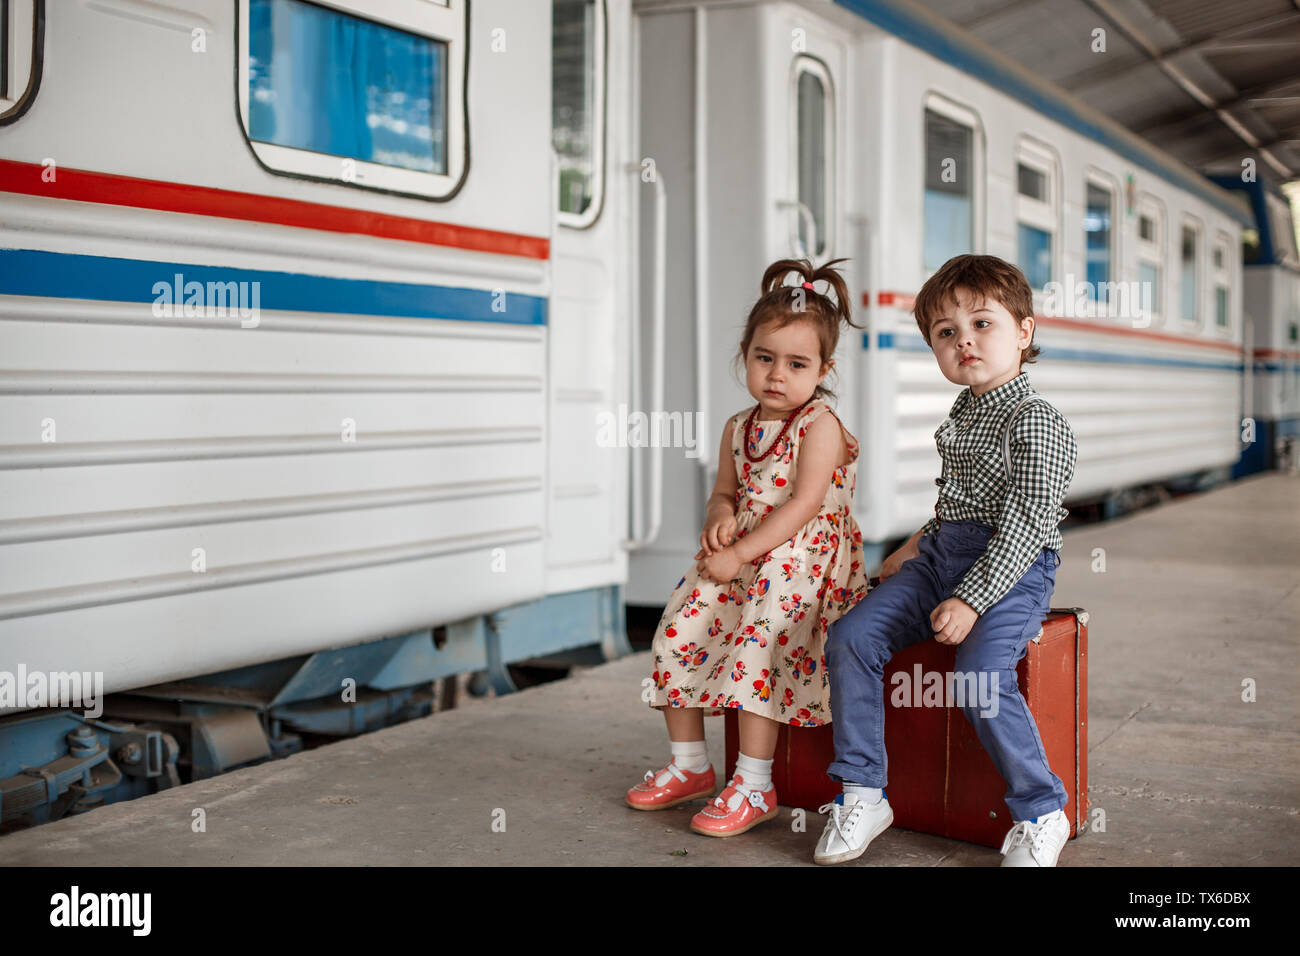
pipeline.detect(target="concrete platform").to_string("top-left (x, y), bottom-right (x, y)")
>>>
top-left (2, 472), bottom-right (1297, 866)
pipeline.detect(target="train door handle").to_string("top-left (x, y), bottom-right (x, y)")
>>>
top-left (777, 199), bottom-right (818, 261)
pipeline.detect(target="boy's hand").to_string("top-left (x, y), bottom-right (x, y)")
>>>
top-left (695, 546), bottom-right (742, 585)
top-left (931, 597), bottom-right (978, 645)
top-left (881, 535), bottom-right (921, 580)
top-left (699, 513), bottom-right (738, 556)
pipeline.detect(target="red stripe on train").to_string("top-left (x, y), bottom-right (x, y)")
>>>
top-left (0, 158), bottom-right (550, 260)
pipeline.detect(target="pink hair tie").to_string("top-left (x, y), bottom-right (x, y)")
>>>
top-left (801, 281), bottom-right (815, 290)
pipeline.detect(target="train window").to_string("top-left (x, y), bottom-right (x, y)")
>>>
top-left (792, 57), bottom-right (834, 258)
top-left (0, 0), bottom-right (38, 122)
top-left (924, 107), bottom-right (975, 272)
top-left (1180, 221), bottom-right (1200, 325)
top-left (1015, 140), bottom-right (1057, 292)
top-left (1266, 192), bottom-right (1300, 268)
top-left (1017, 164), bottom-right (1047, 202)
top-left (1213, 233), bottom-right (1231, 331)
top-left (554, 0), bottom-right (605, 227)
top-left (1136, 196), bottom-right (1164, 323)
top-left (1018, 225), bottom-right (1051, 290)
top-left (1138, 261), bottom-right (1161, 320)
top-left (1242, 228), bottom-right (1262, 265)
top-left (1084, 179), bottom-right (1115, 305)
top-left (238, 0), bottom-right (467, 200)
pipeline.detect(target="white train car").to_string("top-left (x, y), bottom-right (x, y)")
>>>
top-left (0, 0), bottom-right (638, 719)
top-left (1207, 175), bottom-right (1300, 472)
top-left (626, 0), bottom-right (1252, 600)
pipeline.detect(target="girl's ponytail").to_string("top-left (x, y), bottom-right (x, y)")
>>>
top-left (756, 258), bottom-right (861, 332)
top-left (810, 258), bottom-right (859, 332)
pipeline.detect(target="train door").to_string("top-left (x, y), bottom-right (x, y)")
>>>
top-left (764, 11), bottom-right (868, 524)
top-left (623, 3), bottom-right (862, 605)
top-left (763, 11), bottom-right (892, 562)
top-left (547, 0), bottom-right (634, 595)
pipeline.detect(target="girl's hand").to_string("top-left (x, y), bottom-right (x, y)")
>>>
top-left (699, 513), bottom-right (738, 556)
top-left (880, 536), bottom-right (921, 580)
top-left (695, 546), bottom-right (743, 585)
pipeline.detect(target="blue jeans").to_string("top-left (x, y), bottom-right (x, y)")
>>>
top-left (825, 520), bottom-right (1068, 821)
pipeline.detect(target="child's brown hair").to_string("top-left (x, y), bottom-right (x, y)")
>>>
top-left (732, 258), bottom-right (864, 403)
top-left (913, 254), bottom-right (1041, 367)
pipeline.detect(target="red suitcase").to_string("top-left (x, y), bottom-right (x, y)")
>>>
top-left (723, 606), bottom-right (1089, 847)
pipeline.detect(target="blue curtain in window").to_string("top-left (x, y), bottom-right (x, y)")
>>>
top-left (1018, 224), bottom-right (1051, 290)
top-left (1084, 185), bottom-right (1111, 300)
top-left (924, 111), bottom-right (973, 272)
top-left (249, 0), bottom-right (444, 174)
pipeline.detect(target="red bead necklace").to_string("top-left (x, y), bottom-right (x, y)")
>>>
top-left (743, 397), bottom-right (812, 463)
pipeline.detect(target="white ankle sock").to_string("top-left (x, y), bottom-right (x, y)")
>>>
top-left (844, 784), bottom-right (883, 804)
top-left (735, 752), bottom-right (774, 790)
top-left (669, 739), bottom-right (709, 773)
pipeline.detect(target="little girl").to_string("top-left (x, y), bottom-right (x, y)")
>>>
top-left (625, 257), bottom-right (873, 836)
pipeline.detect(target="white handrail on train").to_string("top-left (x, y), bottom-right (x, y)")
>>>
top-left (850, 210), bottom-right (876, 530)
top-left (623, 162), bottom-right (667, 551)
top-left (1242, 315), bottom-right (1254, 429)
top-left (777, 199), bottom-right (818, 264)
top-left (850, 211), bottom-right (876, 347)
top-left (693, 5), bottom-right (713, 507)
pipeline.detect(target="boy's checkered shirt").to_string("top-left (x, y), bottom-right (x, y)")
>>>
top-left (918, 372), bottom-right (1077, 615)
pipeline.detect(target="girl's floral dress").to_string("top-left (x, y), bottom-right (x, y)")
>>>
top-left (648, 397), bottom-right (873, 726)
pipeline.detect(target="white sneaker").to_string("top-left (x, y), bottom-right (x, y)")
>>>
top-left (813, 792), bottom-right (894, 865)
top-left (999, 808), bottom-right (1070, 867)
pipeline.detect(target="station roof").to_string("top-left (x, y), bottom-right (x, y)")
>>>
top-left (921, 0), bottom-right (1300, 188)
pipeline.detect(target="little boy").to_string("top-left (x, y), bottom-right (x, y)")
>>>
top-left (815, 254), bottom-right (1078, 867)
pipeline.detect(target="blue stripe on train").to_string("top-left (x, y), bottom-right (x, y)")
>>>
top-left (0, 248), bottom-right (548, 325)
top-left (862, 332), bottom-right (1244, 370)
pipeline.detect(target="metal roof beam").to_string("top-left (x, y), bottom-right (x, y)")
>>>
top-left (1191, 124), bottom-right (1300, 164)
top-left (1137, 78), bottom-right (1300, 137)
top-left (1194, 39), bottom-right (1300, 55)
top-left (1058, 11), bottom-right (1300, 94)
top-left (956, 0), bottom-right (1041, 30)
top-left (1081, 0), bottom-right (1295, 179)
top-left (1253, 125), bottom-right (1300, 153)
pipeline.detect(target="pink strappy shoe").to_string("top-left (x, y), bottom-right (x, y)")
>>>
top-left (689, 773), bottom-right (778, 837)
top-left (626, 762), bottom-right (717, 811)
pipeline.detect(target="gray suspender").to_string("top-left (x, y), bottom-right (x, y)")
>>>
top-left (1001, 393), bottom-right (1051, 479)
